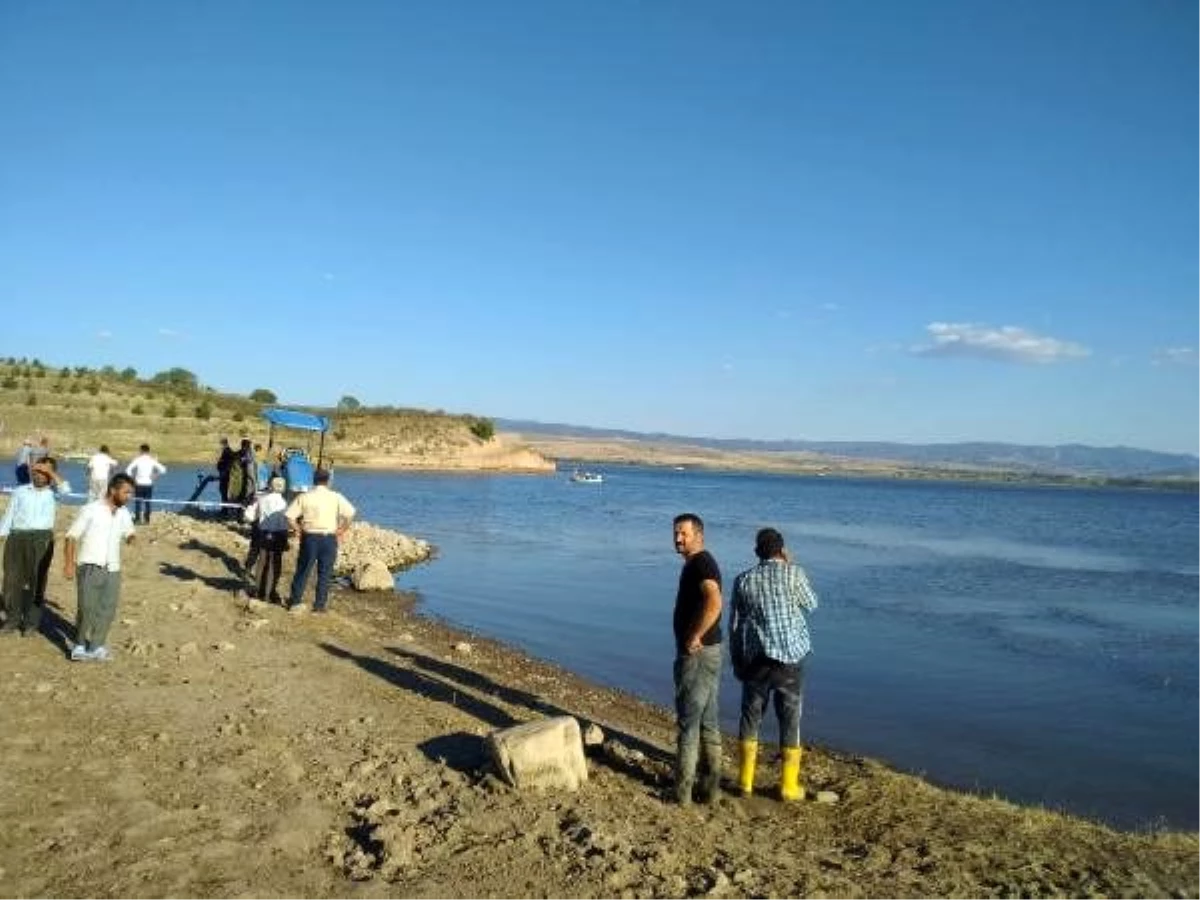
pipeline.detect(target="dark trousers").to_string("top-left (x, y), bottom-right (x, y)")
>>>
top-left (289, 533), bottom-right (338, 610)
top-left (134, 485), bottom-right (153, 523)
top-left (35, 538), bottom-right (53, 603)
top-left (257, 549), bottom-right (284, 600)
top-left (14, 464), bottom-right (30, 485)
top-left (673, 644), bottom-right (722, 789)
top-left (245, 524), bottom-right (261, 570)
top-left (738, 657), bottom-right (806, 748)
top-left (2, 529), bottom-right (53, 633)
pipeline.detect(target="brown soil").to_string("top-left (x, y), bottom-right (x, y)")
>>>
top-left (0, 510), bottom-right (1195, 899)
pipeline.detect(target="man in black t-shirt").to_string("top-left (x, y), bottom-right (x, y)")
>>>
top-left (671, 512), bottom-right (724, 804)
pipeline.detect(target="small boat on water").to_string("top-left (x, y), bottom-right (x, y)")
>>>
top-left (570, 470), bottom-right (604, 484)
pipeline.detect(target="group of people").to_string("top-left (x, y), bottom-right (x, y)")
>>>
top-left (1, 455), bottom-right (135, 660)
top-left (216, 438), bottom-right (270, 515)
top-left (670, 514), bottom-right (819, 804)
top-left (3, 431), bottom-right (358, 660)
top-left (8, 433), bottom-right (818, 801)
top-left (241, 467), bottom-right (357, 612)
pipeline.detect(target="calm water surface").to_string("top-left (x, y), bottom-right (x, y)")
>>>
top-left (80, 463), bottom-right (1198, 830)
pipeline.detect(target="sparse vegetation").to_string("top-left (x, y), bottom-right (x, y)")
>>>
top-left (164, 403), bottom-right (178, 418)
top-left (195, 400), bottom-right (213, 421)
top-left (249, 388), bottom-right (277, 404)
top-left (132, 403), bottom-right (145, 415)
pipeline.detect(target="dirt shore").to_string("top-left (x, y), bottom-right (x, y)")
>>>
top-left (0, 509), bottom-right (1195, 899)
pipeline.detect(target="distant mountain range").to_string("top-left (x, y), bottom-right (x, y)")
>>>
top-left (497, 419), bottom-right (1200, 479)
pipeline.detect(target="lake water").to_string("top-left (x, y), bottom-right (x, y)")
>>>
top-left (56, 462), bottom-right (1198, 830)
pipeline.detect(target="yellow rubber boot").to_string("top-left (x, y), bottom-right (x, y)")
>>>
top-left (780, 746), bottom-right (804, 802)
top-left (737, 740), bottom-right (758, 796)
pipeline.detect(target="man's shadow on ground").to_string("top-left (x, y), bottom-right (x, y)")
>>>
top-left (159, 538), bottom-right (247, 591)
top-left (320, 642), bottom-right (671, 790)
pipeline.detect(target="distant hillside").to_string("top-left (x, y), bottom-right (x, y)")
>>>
top-left (498, 419), bottom-right (1198, 479)
top-left (0, 358), bottom-right (551, 472)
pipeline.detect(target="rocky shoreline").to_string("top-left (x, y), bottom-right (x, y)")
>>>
top-left (0, 502), bottom-right (1195, 898)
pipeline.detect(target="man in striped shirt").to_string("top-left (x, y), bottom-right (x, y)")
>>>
top-left (729, 527), bottom-right (819, 802)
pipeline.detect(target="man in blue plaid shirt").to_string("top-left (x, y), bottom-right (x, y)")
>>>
top-left (729, 527), bottom-right (819, 801)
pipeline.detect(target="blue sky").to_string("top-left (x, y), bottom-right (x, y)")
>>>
top-left (1, 0), bottom-right (1196, 453)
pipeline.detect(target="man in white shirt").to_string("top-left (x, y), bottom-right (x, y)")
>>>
top-left (244, 476), bottom-right (290, 602)
top-left (285, 469), bottom-right (356, 614)
top-left (86, 444), bottom-right (118, 501)
top-left (64, 473), bottom-right (136, 661)
top-left (1, 458), bottom-right (70, 635)
top-left (125, 443), bottom-right (166, 524)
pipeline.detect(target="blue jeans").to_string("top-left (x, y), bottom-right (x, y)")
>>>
top-left (289, 533), bottom-right (338, 610)
top-left (133, 485), bottom-right (153, 523)
top-left (738, 657), bottom-right (805, 748)
top-left (673, 643), bottom-right (722, 790)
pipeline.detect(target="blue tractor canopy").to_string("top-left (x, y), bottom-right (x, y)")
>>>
top-left (262, 407), bottom-right (332, 494)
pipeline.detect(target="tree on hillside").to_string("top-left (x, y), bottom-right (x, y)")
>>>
top-left (469, 417), bottom-right (496, 441)
top-left (152, 367), bottom-right (199, 391)
top-left (249, 388), bottom-right (277, 404)
top-left (338, 395), bottom-right (362, 411)
top-left (119, 367), bottom-right (138, 382)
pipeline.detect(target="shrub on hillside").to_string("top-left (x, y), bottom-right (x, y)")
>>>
top-left (249, 388), bottom-right (277, 404)
top-left (152, 367), bottom-right (198, 391)
top-left (68, 382), bottom-right (81, 394)
top-left (87, 381), bottom-right (100, 396)
top-left (164, 403), bottom-right (178, 418)
top-left (98, 402), bottom-right (107, 414)
top-left (1, 376), bottom-right (16, 390)
top-left (232, 411), bottom-right (245, 422)
top-left (195, 400), bottom-right (212, 420)
top-left (25, 393), bottom-right (36, 406)
top-left (132, 403), bottom-right (145, 415)
top-left (120, 367), bottom-right (137, 382)
top-left (469, 417), bottom-right (496, 441)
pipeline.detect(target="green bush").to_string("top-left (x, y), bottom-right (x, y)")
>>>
top-left (68, 382), bottom-right (81, 394)
top-left (98, 402), bottom-right (107, 414)
top-left (249, 388), bottom-right (277, 404)
top-left (195, 400), bottom-right (212, 420)
top-left (164, 403), bottom-right (178, 418)
top-left (132, 403), bottom-right (145, 416)
top-left (1, 376), bottom-right (16, 389)
top-left (232, 411), bottom-right (245, 422)
top-left (469, 417), bottom-right (496, 441)
top-left (25, 393), bottom-right (36, 406)
top-left (120, 367), bottom-right (137, 382)
top-left (86, 381), bottom-right (100, 396)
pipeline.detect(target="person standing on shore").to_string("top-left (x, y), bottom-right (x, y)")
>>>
top-left (1, 458), bottom-right (71, 635)
top-left (245, 476), bottom-right (290, 602)
top-left (286, 469), bottom-right (355, 615)
top-left (63, 473), bottom-right (136, 661)
top-left (86, 444), bottom-right (118, 501)
top-left (670, 512), bottom-right (724, 805)
top-left (216, 438), bottom-right (235, 515)
top-left (125, 444), bottom-right (166, 525)
top-left (729, 527), bottom-right (819, 802)
top-left (13, 438), bottom-right (34, 485)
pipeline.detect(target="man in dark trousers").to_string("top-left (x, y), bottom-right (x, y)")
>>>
top-left (670, 512), bottom-right (724, 805)
top-left (729, 527), bottom-right (819, 801)
top-left (1, 458), bottom-right (70, 635)
top-left (216, 438), bottom-right (235, 517)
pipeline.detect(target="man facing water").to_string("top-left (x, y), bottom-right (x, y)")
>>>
top-left (729, 527), bottom-right (819, 802)
top-left (286, 469), bottom-right (355, 614)
top-left (86, 444), bottom-right (118, 501)
top-left (125, 444), bottom-right (166, 524)
top-left (670, 512), bottom-right (724, 804)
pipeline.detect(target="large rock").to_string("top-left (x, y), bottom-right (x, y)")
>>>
top-left (352, 560), bottom-right (395, 592)
top-left (487, 716), bottom-right (588, 791)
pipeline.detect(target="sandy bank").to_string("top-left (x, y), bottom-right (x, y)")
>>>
top-left (0, 506), bottom-right (1194, 898)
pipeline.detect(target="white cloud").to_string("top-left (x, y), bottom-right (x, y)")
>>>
top-left (96, 329), bottom-right (112, 340)
top-left (820, 302), bottom-right (840, 312)
top-left (322, 272), bottom-right (336, 282)
top-left (1152, 346), bottom-right (1197, 367)
top-left (158, 327), bottom-right (181, 338)
top-left (912, 322), bottom-right (1090, 364)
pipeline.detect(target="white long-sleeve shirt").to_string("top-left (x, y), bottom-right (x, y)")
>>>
top-left (126, 453), bottom-right (166, 486)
